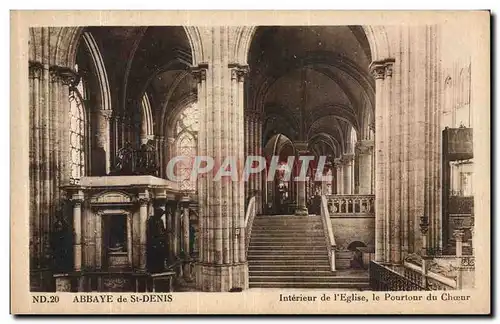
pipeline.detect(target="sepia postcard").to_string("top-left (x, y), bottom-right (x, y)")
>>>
top-left (10, 10), bottom-right (490, 315)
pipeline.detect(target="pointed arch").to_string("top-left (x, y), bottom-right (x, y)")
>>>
top-left (140, 92), bottom-right (154, 143)
top-left (234, 25), bottom-right (391, 67)
top-left (81, 31), bottom-right (112, 112)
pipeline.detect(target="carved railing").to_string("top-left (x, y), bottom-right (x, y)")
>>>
top-left (110, 141), bottom-right (158, 176)
top-left (325, 194), bottom-right (375, 216)
top-left (244, 196), bottom-right (256, 256)
top-left (403, 261), bottom-right (456, 290)
top-left (320, 195), bottom-right (337, 271)
top-left (370, 260), bottom-right (458, 291)
top-left (370, 261), bottom-right (425, 291)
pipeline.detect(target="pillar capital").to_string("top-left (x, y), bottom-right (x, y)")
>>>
top-left (333, 157), bottom-right (343, 167)
top-left (100, 109), bottom-right (113, 121)
top-left (453, 229), bottom-right (465, 242)
top-left (341, 153), bottom-right (355, 163)
top-left (355, 140), bottom-right (374, 155)
top-left (69, 189), bottom-right (85, 204)
top-left (369, 62), bottom-right (386, 80)
top-left (167, 136), bottom-right (175, 145)
top-left (180, 195), bottom-right (191, 207)
top-left (369, 122), bottom-right (375, 133)
top-left (49, 65), bottom-right (78, 86)
top-left (228, 63), bottom-right (249, 82)
top-left (137, 190), bottom-right (151, 206)
top-left (190, 63), bottom-right (208, 83)
top-left (29, 61), bottom-right (43, 80)
top-left (369, 58), bottom-right (396, 80)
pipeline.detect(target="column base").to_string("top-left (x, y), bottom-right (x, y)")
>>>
top-left (195, 262), bottom-right (249, 291)
top-left (294, 207), bottom-right (309, 216)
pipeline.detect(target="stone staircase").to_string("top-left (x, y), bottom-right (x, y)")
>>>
top-left (248, 215), bottom-right (369, 289)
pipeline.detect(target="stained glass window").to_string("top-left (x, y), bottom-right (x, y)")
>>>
top-left (69, 78), bottom-right (86, 184)
top-left (174, 103), bottom-right (198, 191)
top-left (175, 103), bottom-right (199, 136)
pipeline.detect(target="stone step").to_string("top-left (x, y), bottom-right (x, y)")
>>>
top-left (248, 270), bottom-right (335, 276)
top-left (248, 251), bottom-right (328, 258)
top-left (254, 218), bottom-right (322, 222)
top-left (254, 220), bottom-right (322, 225)
top-left (249, 275), bottom-right (369, 283)
top-left (249, 246), bottom-right (328, 251)
top-left (249, 282), bottom-right (369, 289)
top-left (250, 232), bottom-right (324, 237)
top-left (248, 246), bottom-right (327, 252)
top-left (248, 259), bottom-right (330, 266)
top-left (248, 264), bottom-right (331, 273)
top-left (255, 216), bottom-right (321, 219)
top-left (249, 243), bottom-right (326, 249)
top-left (251, 228), bottom-right (324, 232)
top-left (250, 236), bottom-right (325, 241)
top-left (252, 225), bottom-right (324, 230)
top-left (251, 229), bottom-right (323, 232)
top-left (248, 254), bottom-right (328, 260)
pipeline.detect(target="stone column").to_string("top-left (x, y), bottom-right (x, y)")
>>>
top-left (193, 28), bottom-right (248, 291)
top-left (156, 136), bottom-right (165, 178)
top-left (180, 196), bottom-right (191, 256)
top-left (166, 136), bottom-right (175, 162)
top-left (342, 154), bottom-right (354, 195)
top-left (334, 158), bottom-right (343, 194)
top-left (454, 229), bottom-right (464, 258)
top-left (29, 62), bottom-right (43, 271)
top-left (355, 140), bottom-right (374, 194)
top-left (180, 196), bottom-right (192, 280)
top-left (294, 141), bottom-right (309, 216)
top-left (126, 213), bottom-right (133, 267)
top-left (95, 110), bottom-right (112, 175)
top-left (244, 111), bottom-right (263, 214)
top-left (166, 200), bottom-right (175, 262)
top-left (370, 26), bottom-right (442, 264)
top-left (173, 204), bottom-right (181, 257)
top-left (138, 192), bottom-right (150, 271)
top-left (95, 212), bottom-right (102, 270)
top-left (370, 60), bottom-right (387, 262)
top-left (71, 191), bottom-right (85, 271)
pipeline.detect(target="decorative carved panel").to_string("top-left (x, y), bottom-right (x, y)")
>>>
top-left (448, 196), bottom-right (474, 215)
top-left (443, 127), bottom-right (473, 161)
top-left (102, 276), bottom-right (131, 292)
top-left (91, 191), bottom-right (132, 204)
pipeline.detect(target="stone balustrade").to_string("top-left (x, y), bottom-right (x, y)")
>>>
top-left (325, 194), bottom-right (375, 216)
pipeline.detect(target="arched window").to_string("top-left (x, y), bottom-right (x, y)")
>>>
top-left (174, 102), bottom-right (198, 191)
top-left (349, 126), bottom-right (357, 153)
top-left (69, 69), bottom-right (87, 184)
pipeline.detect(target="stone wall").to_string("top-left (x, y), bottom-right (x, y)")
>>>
top-left (330, 216), bottom-right (375, 250)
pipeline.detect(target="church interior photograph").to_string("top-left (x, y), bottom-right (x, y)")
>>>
top-left (28, 25), bottom-right (475, 292)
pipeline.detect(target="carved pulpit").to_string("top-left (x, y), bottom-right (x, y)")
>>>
top-left (59, 176), bottom-right (180, 292)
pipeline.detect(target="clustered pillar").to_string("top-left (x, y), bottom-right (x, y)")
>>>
top-left (294, 141), bottom-right (309, 216)
top-left (334, 158), bottom-right (344, 194)
top-left (244, 111), bottom-right (263, 214)
top-left (341, 153), bottom-right (355, 195)
top-left (193, 27), bottom-right (248, 291)
top-left (355, 140), bottom-right (374, 194)
top-left (371, 25), bottom-right (442, 264)
top-left (29, 51), bottom-right (77, 289)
